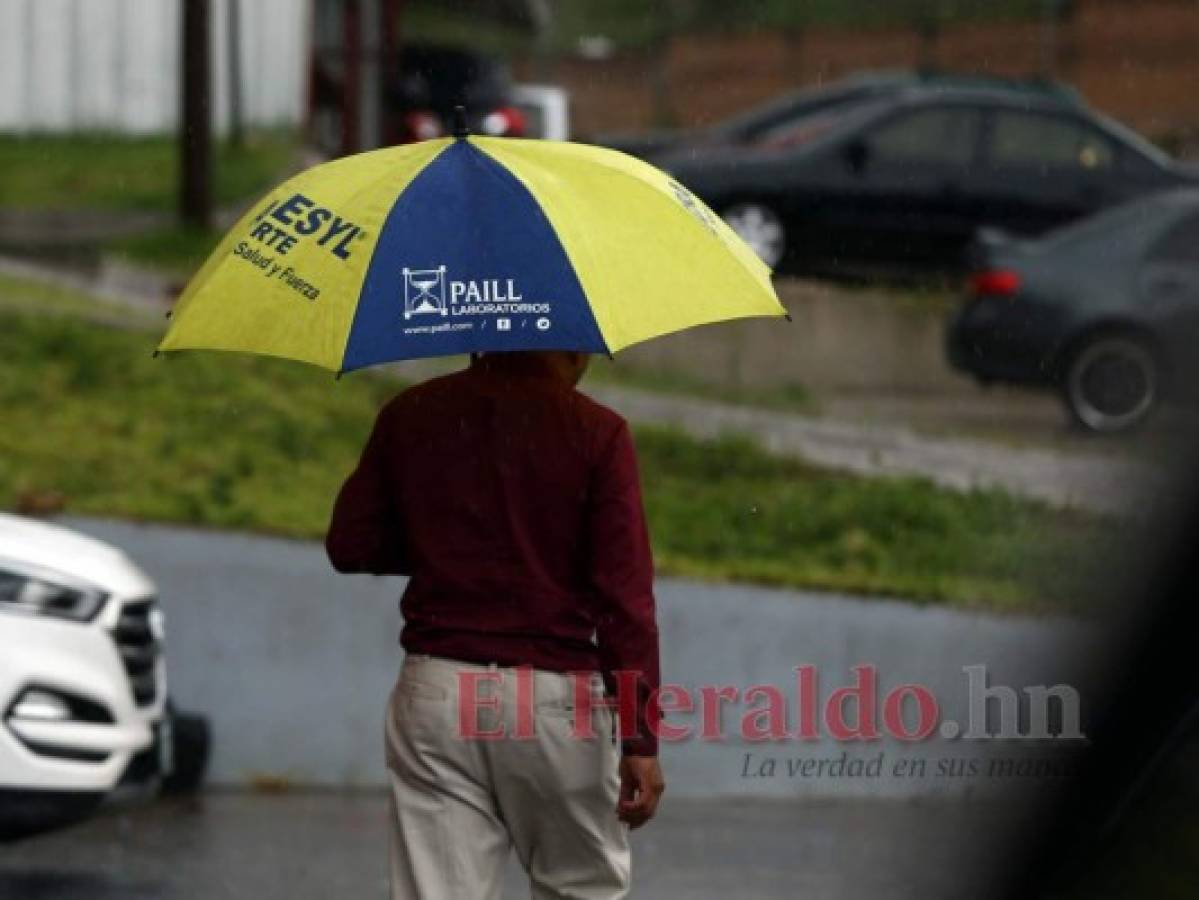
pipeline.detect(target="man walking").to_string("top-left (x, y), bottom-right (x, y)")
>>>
top-left (326, 350), bottom-right (664, 899)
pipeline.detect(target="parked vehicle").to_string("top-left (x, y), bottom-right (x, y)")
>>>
top-left (386, 43), bottom-right (526, 142)
top-left (660, 84), bottom-right (1192, 273)
top-left (0, 514), bottom-right (208, 840)
top-left (596, 70), bottom-right (1082, 163)
top-left (947, 189), bottom-right (1199, 432)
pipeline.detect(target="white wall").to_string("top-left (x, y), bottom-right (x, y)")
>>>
top-left (0, 0), bottom-right (311, 135)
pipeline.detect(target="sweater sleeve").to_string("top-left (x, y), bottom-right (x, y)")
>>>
top-left (588, 419), bottom-right (661, 756)
top-left (326, 406), bottom-right (410, 576)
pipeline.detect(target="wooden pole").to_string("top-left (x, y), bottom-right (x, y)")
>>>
top-left (227, 0), bottom-right (244, 148)
top-left (180, 0), bottom-right (213, 229)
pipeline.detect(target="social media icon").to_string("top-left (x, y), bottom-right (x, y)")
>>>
top-left (536, 317), bottom-right (551, 331)
top-left (497, 318), bottom-right (511, 331)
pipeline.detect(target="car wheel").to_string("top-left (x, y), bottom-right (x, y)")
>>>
top-left (161, 709), bottom-right (211, 795)
top-left (1063, 333), bottom-right (1160, 433)
top-left (721, 203), bottom-right (786, 269)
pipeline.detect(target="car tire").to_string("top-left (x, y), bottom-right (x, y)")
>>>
top-left (721, 202), bottom-right (786, 269)
top-left (1062, 332), bottom-right (1160, 434)
top-left (161, 710), bottom-right (211, 795)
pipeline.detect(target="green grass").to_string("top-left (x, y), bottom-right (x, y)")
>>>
top-left (637, 428), bottom-right (1113, 613)
top-left (0, 283), bottom-right (1120, 614)
top-left (0, 133), bottom-right (296, 212)
top-left (107, 226), bottom-right (223, 277)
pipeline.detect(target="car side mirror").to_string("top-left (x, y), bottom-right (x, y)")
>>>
top-left (844, 139), bottom-right (870, 176)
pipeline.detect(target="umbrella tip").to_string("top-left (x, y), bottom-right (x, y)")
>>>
top-left (452, 105), bottom-right (470, 140)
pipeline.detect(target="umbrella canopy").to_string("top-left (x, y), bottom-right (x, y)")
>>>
top-left (157, 135), bottom-right (785, 373)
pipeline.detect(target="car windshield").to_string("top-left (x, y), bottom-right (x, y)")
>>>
top-left (706, 78), bottom-right (899, 141)
top-left (751, 98), bottom-right (892, 149)
top-left (1099, 115), bottom-right (1175, 168)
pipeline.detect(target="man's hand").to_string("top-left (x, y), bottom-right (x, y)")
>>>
top-left (617, 755), bottom-right (665, 829)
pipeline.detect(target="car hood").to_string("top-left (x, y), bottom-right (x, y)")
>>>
top-left (0, 513), bottom-right (156, 597)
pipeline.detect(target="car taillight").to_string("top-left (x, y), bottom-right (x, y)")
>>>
top-left (969, 269), bottom-right (1022, 298)
top-left (481, 106), bottom-right (527, 138)
top-left (405, 111), bottom-right (443, 142)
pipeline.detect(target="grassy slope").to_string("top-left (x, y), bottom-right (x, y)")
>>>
top-left (0, 134), bottom-right (295, 212)
top-left (0, 276), bottom-right (1117, 614)
top-left (106, 227), bottom-right (226, 278)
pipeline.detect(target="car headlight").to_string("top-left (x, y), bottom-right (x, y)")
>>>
top-left (0, 569), bottom-right (107, 622)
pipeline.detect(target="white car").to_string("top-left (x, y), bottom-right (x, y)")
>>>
top-left (0, 514), bottom-right (171, 840)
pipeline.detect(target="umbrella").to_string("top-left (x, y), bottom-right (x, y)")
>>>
top-left (157, 119), bottom-right (786, 374)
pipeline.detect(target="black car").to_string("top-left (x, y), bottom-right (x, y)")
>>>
top-left (662, 85), bottom-right (1192, 274)
top-left (948, 189), bottom-right (1199, 432)
top-left (385, 43), bottom-right (526, 143)
top-left (598, 70), bottom-right (1081, 163)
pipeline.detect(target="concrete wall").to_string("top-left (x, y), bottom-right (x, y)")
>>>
top-left (65, 517), bottom-right (1103, 799)
top-left (617, 281), bottom-right (963, 395)
top-left (0, 0), bottom-right (310, 136)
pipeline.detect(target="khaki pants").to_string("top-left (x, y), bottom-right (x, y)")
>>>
top-left (385, 654), bottom-right (631, 899)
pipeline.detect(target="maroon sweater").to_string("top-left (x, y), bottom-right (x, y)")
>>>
top-left (326, 354), bottom-right (661, 755)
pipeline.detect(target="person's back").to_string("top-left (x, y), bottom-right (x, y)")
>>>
top-left (392, 354), bottom-right (630, 666)
top-left (326, 351), bottom-right (664, 900)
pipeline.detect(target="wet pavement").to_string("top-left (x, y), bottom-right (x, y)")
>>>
top-left (0, 792), bottom-right (1030, 899)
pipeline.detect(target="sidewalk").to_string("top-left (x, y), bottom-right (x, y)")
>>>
top-left (585, 383), bottom-right (1165, 515)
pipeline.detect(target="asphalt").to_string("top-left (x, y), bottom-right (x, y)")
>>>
top-left (0, 792), bottom-right (1031, 899)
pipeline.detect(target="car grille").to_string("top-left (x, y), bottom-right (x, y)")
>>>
top-left (111, 599), bottom-right (161, 707)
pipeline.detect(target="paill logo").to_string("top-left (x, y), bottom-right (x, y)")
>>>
top-left (400, 264), bottom-right (552, 330)
top-left (403, 266), bottom-right (448, 320)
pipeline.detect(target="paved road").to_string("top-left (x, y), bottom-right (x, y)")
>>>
top-left (584, 384), bottom-right (1166, 515)
top-left (0, 792), bottom-right (1030, 900)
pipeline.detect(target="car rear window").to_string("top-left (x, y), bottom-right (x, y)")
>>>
top-left (990, 111), bottom-right (1115, 170)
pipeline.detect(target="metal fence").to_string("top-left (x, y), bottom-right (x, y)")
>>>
top-left (0, 0), bottom-right (310, 136)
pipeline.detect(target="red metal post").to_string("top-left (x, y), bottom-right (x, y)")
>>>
top-left (379, 0), bottom-right (404, 145)
top-left (341, 0), bottom-right (362, 156)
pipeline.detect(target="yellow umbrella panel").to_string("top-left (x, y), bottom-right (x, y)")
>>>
top-left (158, 136), bottom-right (786, 373)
